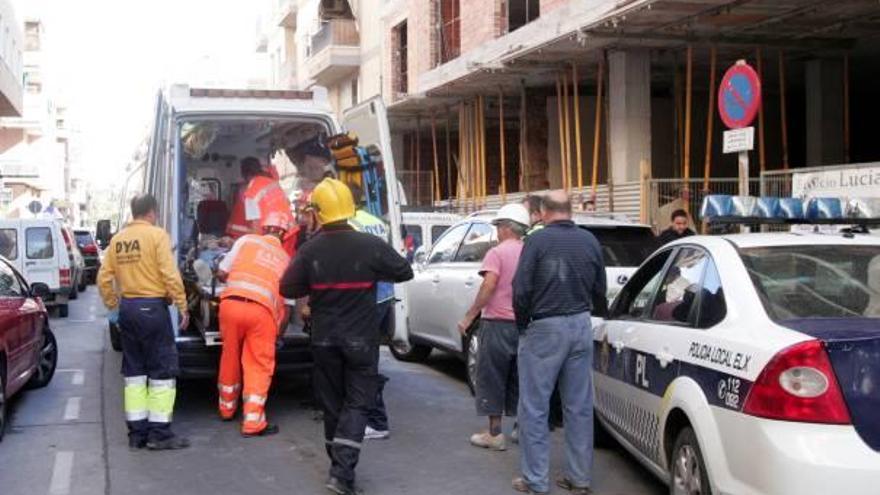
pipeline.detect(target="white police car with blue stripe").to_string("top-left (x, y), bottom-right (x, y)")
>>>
top-left (593, 196), bottom-right (880, 495)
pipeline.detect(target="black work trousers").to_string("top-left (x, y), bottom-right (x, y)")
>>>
top-left (312, 343), bottom-right (380, 485)
top-left (119, 297), bottom-right (179, 444)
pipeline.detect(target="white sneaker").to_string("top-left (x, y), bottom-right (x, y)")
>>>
top-left (469, 431), bottom-right (506, 451)
top-left (364, 426), bottom-right (390, 440)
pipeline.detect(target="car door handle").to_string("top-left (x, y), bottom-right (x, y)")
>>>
top-left (25, 261), bottom-right (36, 266)
top-left (655, 349), bottom-right (675, 369)
top-left (431, 274), bottom-right (440, 284)
top-left (464, 276), bottom-right (476, 288)
top-left (611, 340), bottom-right (625, 354)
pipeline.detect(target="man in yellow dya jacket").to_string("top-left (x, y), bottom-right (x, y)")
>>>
top-left (97, 194), bottom-right (190, 451)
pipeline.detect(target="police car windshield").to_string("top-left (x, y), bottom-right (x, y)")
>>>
top-left (740, 245), bottom-right (880, 320)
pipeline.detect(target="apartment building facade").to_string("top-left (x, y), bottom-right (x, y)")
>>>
top-left (0, 0), bottom-right (79, 223)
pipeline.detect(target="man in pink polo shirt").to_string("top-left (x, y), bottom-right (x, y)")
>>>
top-left (458, 203), bottom-right (530, 451)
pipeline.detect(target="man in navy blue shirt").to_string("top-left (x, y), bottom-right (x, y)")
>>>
top-left (511, 190), bottom-right (606, 495)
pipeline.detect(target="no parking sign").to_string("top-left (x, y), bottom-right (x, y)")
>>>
top-left (718, 61), bottom-right (762, 130)
top-left (718, 60), bottom-right (762, 200)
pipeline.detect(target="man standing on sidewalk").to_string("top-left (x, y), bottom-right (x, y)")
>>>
top-left (457, 204), bottom-right (529, 452)
top-left (511, 190), bottom-right (607, 495)
top-left (98, 194), bottom-right (190, 450)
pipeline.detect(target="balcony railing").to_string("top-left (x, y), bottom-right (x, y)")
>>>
top-left (310, 19), bottom-right (359, 56)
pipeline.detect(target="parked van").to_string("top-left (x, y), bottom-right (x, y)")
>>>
top-left (0, 219), bottom-right (76, 317)
top-left (401, 210), bottom-right (462, 263)
top-left (96, 86), bottom-right (405, 377)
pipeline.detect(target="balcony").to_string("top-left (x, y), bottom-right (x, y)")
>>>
top-left (275, 0), bottom-right (297, 28)
top-left (305, 19), bottom-right (360, 85)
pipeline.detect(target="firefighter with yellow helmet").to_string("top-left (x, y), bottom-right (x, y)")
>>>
top-left (280, 178), bottom-right (413, 495)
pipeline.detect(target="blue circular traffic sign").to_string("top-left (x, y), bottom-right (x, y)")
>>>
top-left (718, 62), bottom-right (762, 129)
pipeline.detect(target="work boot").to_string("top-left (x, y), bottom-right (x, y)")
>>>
top-left (241, 424), bottom-right (279, 438)
top-left (146, 436), bottom-right (191, 451)
top-left (325, 476), bottom-right (363, 495)
top-left (128, 437), bottom-right (147, 450)
top-left (364, 425), bottom-right (389, 440)
top-left (469, 431), bottom-right (506, 451)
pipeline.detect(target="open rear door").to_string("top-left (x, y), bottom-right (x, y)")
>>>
top-left (341, 97), bottom-right (409, 343)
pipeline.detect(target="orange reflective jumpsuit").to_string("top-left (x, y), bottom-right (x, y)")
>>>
top-left (227, 176), bottom-right (298, 257)
top-left (216, 234), bottom-right (290, 434)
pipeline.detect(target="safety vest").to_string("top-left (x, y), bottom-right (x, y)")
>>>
top-left (226, 176), bottom-right (295, 238)
top-left (526, 223), bottom-right (544, 236)
top-left (349, 210), bottom-right (395, 304)
top-left (220, 234), bottom-right (290, 324)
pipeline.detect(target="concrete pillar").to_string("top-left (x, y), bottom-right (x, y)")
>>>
top-left (608, 49), bottom-right (651, 183)
top-left (805, 59), bottom-right (845, 166)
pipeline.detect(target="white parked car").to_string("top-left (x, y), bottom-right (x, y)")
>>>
top-left (0, 219), bottom-right (81, 317)
top-left (396, 211), bottom-right (655, 391)
top-left (594, 232), bottom-right (880, 495)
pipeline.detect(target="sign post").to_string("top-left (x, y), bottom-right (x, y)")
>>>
top-left (718, 60), bottom-right (762, 196)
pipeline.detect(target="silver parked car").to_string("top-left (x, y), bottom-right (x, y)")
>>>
top-left (393, 210), bottom-right (657, 391)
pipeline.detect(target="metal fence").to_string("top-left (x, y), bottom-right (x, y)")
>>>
top-left (397, 170), bottom-right (434, 207)
top-left (647, 178), bottom-right (761, 227)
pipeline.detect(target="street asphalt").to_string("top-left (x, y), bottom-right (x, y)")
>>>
top-left (0, 287), bottom-right (665, 495)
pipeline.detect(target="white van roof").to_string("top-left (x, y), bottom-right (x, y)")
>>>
top-left (166, 85), bottom-right (336, 118)
top-left (401, 211), bottom-right (463, 224)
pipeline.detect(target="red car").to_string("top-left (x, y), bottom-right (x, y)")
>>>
top-left (0, 255), bottom-right (58, 441)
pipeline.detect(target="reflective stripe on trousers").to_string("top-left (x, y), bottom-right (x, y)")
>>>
top-left (244, 394), bottom-right (267, 406)
top-left (124, 375), bottom-right (148, 422)
top-left (218, 382), bottom-right (241, 418)
top-left (147, 378), bottom-right (176, 424)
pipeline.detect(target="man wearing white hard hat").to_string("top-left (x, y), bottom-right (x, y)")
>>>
top-left (457, 203), bottom-right (530, 451)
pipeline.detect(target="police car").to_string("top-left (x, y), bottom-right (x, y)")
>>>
top-left (593, 196), bottom-right (880, 495)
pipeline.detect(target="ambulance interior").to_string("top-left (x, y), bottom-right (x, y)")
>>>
top-left (177, 119), bottom-right (319, 253)
top-left (174, 116), bottom-right (390, 334)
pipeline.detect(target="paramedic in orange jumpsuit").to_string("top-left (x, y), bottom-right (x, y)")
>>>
top-left (215, 212), bottom-right (291, 436)
top-left (226, 156), bottom-right (298, 255)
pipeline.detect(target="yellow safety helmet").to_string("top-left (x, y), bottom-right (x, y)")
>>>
top-left (310, 178), bottom-right (356, 225)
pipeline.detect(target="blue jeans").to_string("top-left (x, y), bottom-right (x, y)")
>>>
top-left (518, 312), bottom-right (593, 493)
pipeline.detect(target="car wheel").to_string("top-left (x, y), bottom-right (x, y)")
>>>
top-left (26, 328), bottom-right (57, 389)
top-left (109, 323), bottom-right (122, 352)
top-left (78, 278), bottom-right (87, 292)
top-left (670, 427), bottom-right (711, 495)
top-left (58, 304), bottom-right (69, 318)
top-left (0, 372), bottom-right (6, 442)
top-left (69, 287), bottom-right (78, 300)
top-left (464, 325), bottom-right (480, 396)
top-left (388, 339), bottom-right (431, 362)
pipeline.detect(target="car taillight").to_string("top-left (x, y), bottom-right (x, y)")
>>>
top-left (743, 340), bottom-right (850, 424)
top-left (82, 244), bottom-right (98, 255)
top-left (59, 268), bottom-right (71, 286)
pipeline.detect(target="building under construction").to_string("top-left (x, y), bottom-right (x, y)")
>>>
top-left (258, 0), bottom-right (880, 228)
top-left (379, 0), bottom-right (880, 227)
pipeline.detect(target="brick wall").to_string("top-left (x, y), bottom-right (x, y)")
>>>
top-left (460, 0), bottom-right (502, 54)
top-left (540, 0), bottom-right (569, 13)
top-left (383, 1), bottom-right (436, 100)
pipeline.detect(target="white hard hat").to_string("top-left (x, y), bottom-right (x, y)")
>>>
top-left (493, 203), bottom-right (530, 228)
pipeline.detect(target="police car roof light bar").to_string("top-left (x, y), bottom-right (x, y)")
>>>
top-left (699, 195), bottom-right (880, 226)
